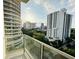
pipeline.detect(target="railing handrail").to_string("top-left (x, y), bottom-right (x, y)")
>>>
top-left (23, 34), bottom-right (75, 59)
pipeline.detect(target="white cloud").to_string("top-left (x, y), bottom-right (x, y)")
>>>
top-left (69, 0), bottom-right (75, 3)
top-left (32, 0), bottom-right (56, 14)
top-left (21, 6), bottom-right (47, 26)
top-left (68, 0), bottom-right (75, 28)
top-left (26, 7), bottom-right (31, 9)
top-left (31, 0), bottom-right (41, 4)
top-left (21, 8), bottom-right (38, 23)
top-left (62, 0), bottom-right (75, 14)
top-left (69, 0), bottom-right (75, 7)
top-left (60, 0), bottom-right (64, 5)
top-left (67, 0), bottom-right (75, 9)
top-left (42, 1), bottom-right (55, 14)
top-left (21, 1), bottom-right (47, 27)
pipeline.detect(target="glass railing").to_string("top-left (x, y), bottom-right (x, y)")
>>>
top-left (23, 35), bottom-right (74, 59)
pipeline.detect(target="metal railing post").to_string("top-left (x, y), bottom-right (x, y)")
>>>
top-left (41, 44), bottom-right (43, 59)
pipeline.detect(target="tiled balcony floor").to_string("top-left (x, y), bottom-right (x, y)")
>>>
top-left (10, 54), bottom-right (26, 59)
top-left (6, 49), bottom-right (26, 59)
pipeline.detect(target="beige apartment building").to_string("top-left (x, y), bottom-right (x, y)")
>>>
top-left (4, 0), bottom-right (24, 51)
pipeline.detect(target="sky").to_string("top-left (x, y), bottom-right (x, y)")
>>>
top-left (21, 0), bottom-right (75, 28)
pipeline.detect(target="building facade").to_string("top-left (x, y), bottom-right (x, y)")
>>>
top-left (40, 23), bottom-right (47, 31)
top-left (40, 23), bottom-right (44, 30)
top-left (23, 22), bottom-right (36, 29)
top-left (47, 9), bottom-right (72, 42)
top-left (4, 0), bottom-right (23, 51)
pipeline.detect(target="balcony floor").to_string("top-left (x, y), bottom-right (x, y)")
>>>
top-left (9, 54), bottom-right (26, 59)
top-left (6, 48), bottom-right (27, 59)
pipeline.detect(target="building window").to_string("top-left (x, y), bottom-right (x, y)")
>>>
top-left (49, 14), bottom-right (52, 29)
top-left (53, 12), bottom-right (57, 28)
top-left (54, 29), bottom-right (57, 37)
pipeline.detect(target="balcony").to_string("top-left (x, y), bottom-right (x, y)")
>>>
top-left (23, 35), bottom-right (74, 59)
top-left (6, 34), bottom-right (74, 59)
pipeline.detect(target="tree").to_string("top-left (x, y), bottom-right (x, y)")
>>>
top-left (65, 37), bottom-right (72, 43)
top-left (33, 32), bottom-right (45, 41)
top-left (51, 40), bottom-right (63, 48)
top-left (21, 28), bottom-right (33, 37)
top-left (70, 28), bottom-right (75, 39)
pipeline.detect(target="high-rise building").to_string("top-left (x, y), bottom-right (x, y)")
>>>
top-left (23, 22), bottom-right (36, 29)
top-left (40, 23), bottom-right (47, 31)
top-left (47, 9), bottom-right (72, 42)
top-left (40, 23), bottom-right (44, 30)
top-left (4, 0), bottom-right (25, 51)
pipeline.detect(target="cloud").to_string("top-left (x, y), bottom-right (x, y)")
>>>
top-left (21, 8), bottom-right (38, 23)
top-left (60, 0), bottom-right (64, 5)
top-left (69, 0), bottom-right (75, 3)
top-left (67, 0), bottom-right (75, 9)
top-left (42, 1), bottom-right (56, 14)
top-left (68, 0), bottom-right (75, 28)
top-left (32, 0), bottom-right (56, 14)
top-left (31, 0), bottom-right (41, 4)
top-left (69, 0), bottom-right (75, 7)
top-left (66, 0), bottom-right (75, 14)
top-left (21, 5), bottom-right (47, 26)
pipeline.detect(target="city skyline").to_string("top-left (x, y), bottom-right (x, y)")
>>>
top-left (3, 0), bottom-right (75, 59)
top-left (21, 0), bottom-right (75, 28)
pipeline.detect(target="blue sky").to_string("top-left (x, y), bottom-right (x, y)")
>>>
top-left (21, 0), bottom-right (75, 28)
